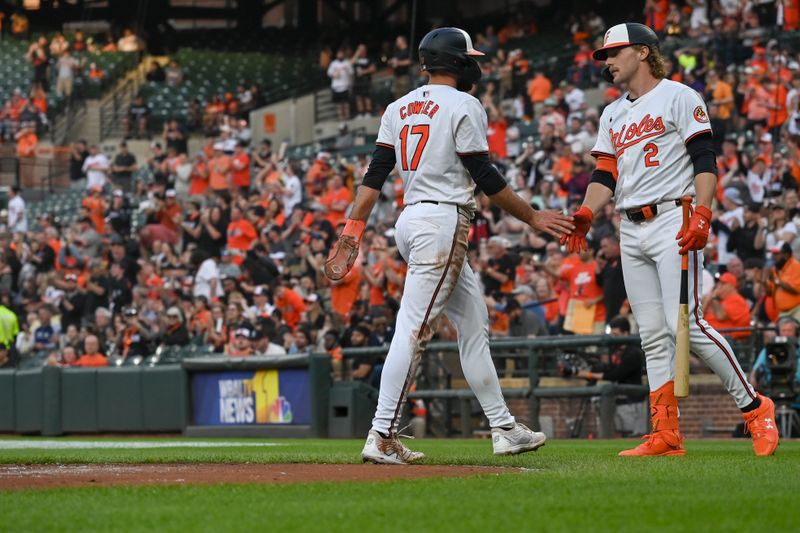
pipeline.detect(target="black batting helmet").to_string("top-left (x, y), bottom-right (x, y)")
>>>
top-left (418, 27), bottom-right (484, 91)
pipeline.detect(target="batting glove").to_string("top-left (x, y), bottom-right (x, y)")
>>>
top-left (676, 205), bottom-right (712, 255)
top-left (560, 206), bottom-right (593, 253)
top-left (324, 219), bottom-right (365, 281)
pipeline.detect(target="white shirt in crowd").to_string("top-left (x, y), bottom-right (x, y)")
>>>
top-left (766, 221), bottom-right (798, 252)
top-left (717, 206), bottom-right (744, 266)
top-left (257, 343), bottom-right (287, 356)
top-left (564, 87), bottom-right (585, 113)
top-left (746, 169), bottom-right (772, 204)
top-left (82, 152), bottom-right (110, 190)
top-left (327, 59), bottom-right (353, 93)
top-left (283, 172), bottom-right (303, 214)
top-left (194, 258), bottom-right (223, 300)
top-left (7, 194), bottom-right (27, 233)
top-left (56, 55), bottom-right (79, 80)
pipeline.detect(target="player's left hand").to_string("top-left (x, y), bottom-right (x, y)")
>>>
top-left (676, 205), bottom-right (712, 255)
top-left (530, 209), bottom-right (574, 239)
top-left (324, 219), bottom-right (366, 281)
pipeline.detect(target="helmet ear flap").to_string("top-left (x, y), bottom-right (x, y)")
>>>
top-left (457, 57), bottom-right (481, 92)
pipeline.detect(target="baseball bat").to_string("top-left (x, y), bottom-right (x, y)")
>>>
top-left (675, 196), bottom-right (692, 398)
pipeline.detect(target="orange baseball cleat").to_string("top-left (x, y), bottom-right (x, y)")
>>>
top-left (743, 394), bottom-right (779, 456)
top-left (619, 381), bottom-right (686, 457)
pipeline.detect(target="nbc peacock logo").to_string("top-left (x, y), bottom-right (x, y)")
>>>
top-left (269, 396), bottom-right (293, 423)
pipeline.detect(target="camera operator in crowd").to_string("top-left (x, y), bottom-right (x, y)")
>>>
top-left (749, 316), bottom-right (800, 436)
top-left (750, 316), bottom-right (800, 392)
top-left (563, 316), bottom-right (647, 436)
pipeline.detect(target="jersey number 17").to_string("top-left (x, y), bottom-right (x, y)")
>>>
top-left (399, 124), bottom-right (430, 171)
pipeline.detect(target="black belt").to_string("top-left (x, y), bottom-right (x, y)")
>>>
top-left (625, 199), bottom-right (682, 223)
top-left (418, 200), bottom-right (473, 219)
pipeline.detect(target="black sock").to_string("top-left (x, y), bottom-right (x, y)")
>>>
top-left (498, 424), bottom-right (515, 431)
top-left (740, 397), bottom-right (761, 413)
top-left (377, 431), bottom-right (391, 439)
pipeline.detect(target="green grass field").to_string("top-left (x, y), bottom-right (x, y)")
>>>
top-left (1, 437), bottom-right (799, 532)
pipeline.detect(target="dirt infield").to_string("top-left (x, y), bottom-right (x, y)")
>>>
top-left (0, 463), bottom-right (513, 490)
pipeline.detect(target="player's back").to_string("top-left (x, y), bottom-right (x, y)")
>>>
top-left (377, 84), bottom-right (487, 209)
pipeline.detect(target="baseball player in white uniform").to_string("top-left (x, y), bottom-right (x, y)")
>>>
top-left (564, 23), bottom-right (779, 456)
top-left (324, 27), bottom-right (574, 464)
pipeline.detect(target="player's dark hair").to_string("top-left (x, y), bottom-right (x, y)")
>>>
top-left (635, 45), bottom-right (667, 79)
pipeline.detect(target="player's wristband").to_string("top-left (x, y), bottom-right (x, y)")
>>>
top-left (342, 219), bottom-right (366, 241)
top-left (575, 206), bottom-right (594, 226)
top-left (695, 206), bottom-right (712, 222)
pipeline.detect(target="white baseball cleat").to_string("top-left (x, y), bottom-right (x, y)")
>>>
top-left (361, 429), bottom-right (426, 465)
top-left (492, 423), bottom-right (547, 455)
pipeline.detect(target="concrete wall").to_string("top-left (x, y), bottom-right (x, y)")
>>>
top-left (250, 93), bottom-right (316, 147)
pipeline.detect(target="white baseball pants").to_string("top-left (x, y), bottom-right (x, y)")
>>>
top-left (620, 206), bottom-right (757, 408)
top-left (371, 202), bottom-right (515, 435)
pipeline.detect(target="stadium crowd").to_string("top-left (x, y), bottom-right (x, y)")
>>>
top-left (1, 2), bottom-right (800, 392)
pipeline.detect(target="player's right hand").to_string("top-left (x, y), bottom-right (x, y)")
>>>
top-left (530, 209), bottom-right (575, 239)
top-left (559, 206), bottom-right (593, 253)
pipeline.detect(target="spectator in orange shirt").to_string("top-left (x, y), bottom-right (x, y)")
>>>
top-left (15, 126), bottom-right (37, 157)
top-left (189, 153), bottom-right (209, 196)
top-left (706, 70), bottom-right (735, 124)
top-left (306, 152), bottom-right (334, 197)
top-left (73, 335), bottom-right (108, 367)
top-left (230, 141), bottom-right (251, 193)
top-left (82, 186), bottom-right (108, 234)
top-left (486, 103), bottom-right (508, 159)
top-left (30, 86), bottom-right (47, 114)
top-left (208, 143), bottom-right (231, 193)
top-left (785, 0), bottom-right (800, 30)
top-left (567, 42), bottom-right (596, 87)
top-left (703, 273), bottom-right (752, 339)
top-left (88, 62), bottom-right (105, 80)
top-left (527, 71), bottom-right (552, 106)
top-left (559, 248), bottom-right (606, 333)
top-left (226, 205), bottom-right (257, 264)
top-left (157, 189), bottom-right (182, 232)
top-left (770, 243), bottom-right (800, 321)
top-left (746, 77), bottom-right (774, 129)
top-left (765, 77), bottom-right (788, 133)
top-left (331, 262), bottom-right (362, 320)
top-left (320, 175), bottom-right (352, 228)
top-left (645, 0), bottom-right (668, 32)
top-left (274, 283), bottom-right (306, 330)
top-left (140, 189), bottom-right (182, 249)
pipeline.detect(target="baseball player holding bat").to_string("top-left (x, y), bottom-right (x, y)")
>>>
top-left (324, 27), bottom-right (574, 464)
top-left (563, 23), bottom-right (779, 456)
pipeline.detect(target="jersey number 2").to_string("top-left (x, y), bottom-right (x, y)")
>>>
top-left (643, 143), bottom-right (659, 167)
top-left (399, 124), bottom-right (430, 171)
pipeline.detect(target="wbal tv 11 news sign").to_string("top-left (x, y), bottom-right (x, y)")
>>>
top-left (192, 369), bottom-right (311, 425)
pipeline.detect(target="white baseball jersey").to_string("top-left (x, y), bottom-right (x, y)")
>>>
top-left (376, 84), bottom-right (487, 210)
top-left (592, 79), bottom-right (712, 210)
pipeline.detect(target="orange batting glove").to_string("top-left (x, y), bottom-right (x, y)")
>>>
top-left (560, 206), bottom-right (593, 253)
top-left (676, 205), bottom-right (712, 255)
top-left (324, 219), bottom-right (366, 281)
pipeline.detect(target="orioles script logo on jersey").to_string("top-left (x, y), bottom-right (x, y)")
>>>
top-left (610, 114), bottom-right (666, 154)
top-left (399, 100), bottom-right (440, 120)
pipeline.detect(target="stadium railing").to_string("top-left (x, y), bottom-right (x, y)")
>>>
top-left (339, 327), bottom-right (766, 438)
